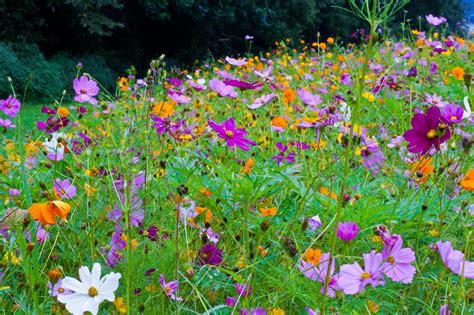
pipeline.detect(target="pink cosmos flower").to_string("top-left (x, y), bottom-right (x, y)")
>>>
top-left (297, 88), bottom-right (322, 107)
top-left (249, 93), bottom-right (276, 109)
top-left (208, 117), bottom-right (256, 151)
top-left (441, 104), bottom-right (463, 125)
top-left (168, 92), bottom-right (191, 104)
top-left (53, 178), bottom-right (77, 199)
top-left (437, 240), bottom-right (474, 278)
top-left (9, 188), bottom-right (21, 196)
top-left (426, 14), bottom-right (447, 26)
top-left (298, 252), bottom-right (338, 297)
top-left (381, 234), bottom-right (416, 283)
top-left (73, 75), bottom-right (99, 105)
top-left (159, 274), bottom-right (182, 301)
top-left (337, 250), bottom-right (385, 295)
top-left (0, 118), bottom-right (15, 129)
top-left (209, 78), bottom-right (238, 98)
top-left (0, 96), bottom-right (21, 117)
top-left (225, 56), bottom-right (247, 66)
top-left (336, 221), bottom-right (359, 241)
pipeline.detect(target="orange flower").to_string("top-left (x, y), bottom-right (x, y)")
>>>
top-left (118, 77), bottom-right (128, 91)
top-left (319, 186), bottom-right (337, 200)
top-left (303, 248), bottom-right (322, 265)
top-left (195, 206), bottom-right (212, 223)
top-left (28, 201), bottom-right (71, 225)
top-left (451, 66), bottom-right (465, 80)
top-left (283, 88), bottom-right (296, 105)
top-left (242, 158), bottom-right (255, 174)
top-left (460, 169), bottom-right (474, 191)
top-left (410, 157), bottom-right (434, 184)
top-left (271, 116), bottom-right (288, 130)
top-left (57, 107), bottom-right (69, 117)
top-left (153, 101), bottom-right (175, 118)
top-left (259, 207), bottom-right (277, 216)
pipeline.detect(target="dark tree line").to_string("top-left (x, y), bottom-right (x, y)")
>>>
top-left (0, 0), bottom-right (467, 100)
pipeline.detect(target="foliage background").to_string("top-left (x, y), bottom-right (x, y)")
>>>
top-left (0, 0), bottom-right (469, 99)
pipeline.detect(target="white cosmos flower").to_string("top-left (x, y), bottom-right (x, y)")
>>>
top-left (57, 263), bottom-right (121, 315)
top-left (463, 96), bottom-right (472, 120)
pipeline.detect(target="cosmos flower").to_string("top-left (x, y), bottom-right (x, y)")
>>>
top-left (426, 14), bottom-right (447, 26)
top-left (73, 75), bottom-right (99, 105)
top-left (297, 88), bottom-right (322, 107)
top-left (0, 118), bottom-right (15, 129)
top-left (0, 96), bottom-right (21, 117)
top-left (336, 221), bottom-right (359, 242)
top-left (225, 56), bottom-right (247, 66)
top-left (57, 263), bottom-right (121, 315)
top-left (436, 240), bottom-right (474, 278)
top-left (208, 117), bottom-right (256, 151)
top-left (337, 250), bottom-right (385, 295)
top-left (403, 106), bottom-right (451, 155)
top-left (48, 279), bottom-right (72, 297)
top-left (249, 93), bottom-right (276, 109)
top-left (28, 200), bottom-right (71, 226)
top-left (209, 78), bottom-right (238, 98)
top-left (223, 79), bottom-right (263, 91)
top-left (307, 215), bottom-right (322, 231)
top-left (441, 104), bottom-right (463, 125)
top-left (271, 142), bottom-right (295, 165)
top-left (197, 243), bottom-right (223, 266)
top-left (381, 235), bottom-right (416, 284)
top-left (460, 169), bottom-right (474, 191)
top-left (234, 282), bottom-right (252, 297)
top-left (239, 307), bottom-right (266, 315)
top-left (159, 274), bottom-right (182, 301)
top-left (53, 178), bottom-right (77, 199)
top-left (298, 252), bottom-right (338, 297)
top-left (168, 92), bottom-right (191, 104)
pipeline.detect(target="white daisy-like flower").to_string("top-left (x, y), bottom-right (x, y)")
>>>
top-left (57, 263), bottom-right (121, 315)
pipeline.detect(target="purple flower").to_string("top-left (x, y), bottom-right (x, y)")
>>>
top-left (271, 142), bottom-right (295, 165)
top-left (336, 221), bottom-right (359, 242)
top-left (426, 14), bottom-right (447, 26)
top-left (225, 56), bottom-right (247, 66)
top-left (298, 252), bottom-right (338, 297)
top-left (403, 106), bottom-right (451, 155)
top-left (208, 117), bottom-right (256, 151)
top-left (47, 279), bottom-right (72, 297)
top-left (436, 240), bottom-right (474, 278)
top-left (381, 235), bottom-right (416, 283)
top-left (73, 75), bottom-right (99, 105)
top-left (298, 88), bottom-right (322, 107)
top-left (244, 35), bottom-right (254, 41)
top-left (53, 179), bottom-right (77, 199)
top-left (8, 188), bottom-right (20, 196)
top-left (0, 96), bottom-right (21, 117)
top-left (337, 250), bottom-right (385, 295)
top-left (223, 79), bottom-right (263, 91)
top-left (239, 307), bottom-right (266, 315)
top-left (226, 296), bottom-right (237, 307)
top-left (340, 73), bottom-right (352, 86)
top-left (361, 140), bottom-right (386, 175)
top-left (234, 282), bottom-right (252, 297)
top-left (440, 304), bottom-right (450, 315)
top-left (159, 274), bottom-right (182, 301)
top-left (169, 92), bottom-right (191, 104)
top-left (37, 116), bottom-right (70, 133)
top-left (0, 118), bottom-right (15, 129)
top-left (441, 104), bottom-right (463, 125)
top-left (198, 243), bottom-right (223, 266)
top-left (407, 66), bottom-right (417, 77)
top-left (249, 93), bottom-right (276, 109)
top-left (307, 215), bottom-right (322, 231)
top-left (209, 78), bottom-right (238, 98)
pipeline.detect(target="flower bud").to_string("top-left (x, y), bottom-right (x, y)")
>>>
top-left (48, 269), bottom-right (62, 283)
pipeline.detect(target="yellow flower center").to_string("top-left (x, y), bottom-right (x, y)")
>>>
top-left (58, 287), bottom-right (64, 293)
top-left (450, 116), bottom-right (457, 121)
top-left (225, 130), bottom-right (234, 138)
top-left (426, 129), bottom-right (436, 139)
top-left (165, 285), bottom-right (171, 293)
top-left (437, 123), bottom-right (447, 130)
top-left (88, 286), bottom-right (98, 297)
top-left (81, 89), bottom-right (87, 94)
top-left (387, 256), bottom-right (395, 264)
top-left (361, 272), bottom-right (371, 280)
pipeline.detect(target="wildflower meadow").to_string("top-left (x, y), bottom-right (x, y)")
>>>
top-left (0, 1), bottom-right (473, 314)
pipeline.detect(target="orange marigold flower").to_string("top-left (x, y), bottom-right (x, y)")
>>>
top-left (451, 66), bottom-right (465, 80)
top-left (153, 101), bottom-right (175, 118)
top-left (57, 107), bottom-right (69, 117)
top-left (28, 200), bottom-right (71, 225)
top-left (242, 158), bottom-right (255, 174)
top-left (118, 77), bottom-right (128, 91)
top-left (460, 169), bottom-right (474, 191)
top-left (283, 88), bottom-right (296, 105)
top-left (271, 116), bottom-right (288, 130)
top-left (259, 207), bottom-right (277, 216)
top-left (319, 186), bottom-right (337, 200)
top-left (303, 248), bottom-right (322, 265)
top-left (195, 206), bottom-right (212, 223)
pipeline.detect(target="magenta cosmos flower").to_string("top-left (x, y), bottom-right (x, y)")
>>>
top-left (208, 117), bottom-right (256, 151)
top-left (426, 14), bottom-right (447, 26)
top-left (73, 75), bottom-right (99, 105)
top-left (159, 274), bottom-right (182, 301)
top-left (441, 104), bottom-right (463, 125)
top-left (0, 118), bottom-right (15, 129)
top-left (381, 234), bottom-right (416, 284)
top-left (437, 240), bottom-right (474, 279)
top-left (336, 221), bottom-right (359, 241)
top-left (0, 96), bottom-right (21, 117)
top-left (198, 243), bottom-right (223, 266)
top-left (337, 250), bottom-right (385, 295)
top-left (53, 178), bottom-right (77, 199)
top-left (403, 106), bottom-right (451, 155)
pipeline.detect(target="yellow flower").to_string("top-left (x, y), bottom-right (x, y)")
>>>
top-left (270, 308), bottom-right (285, 315)
top-left (4, 252), bottom-right (21, 265)
top-left (84, 183), bottom-right (97, 196)
top-left (113, 297), bottom-right (126, 314)
top-left (362, 92), bottom-right (375, 102)
top-left (118, 77), bottom-right (129, 91)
